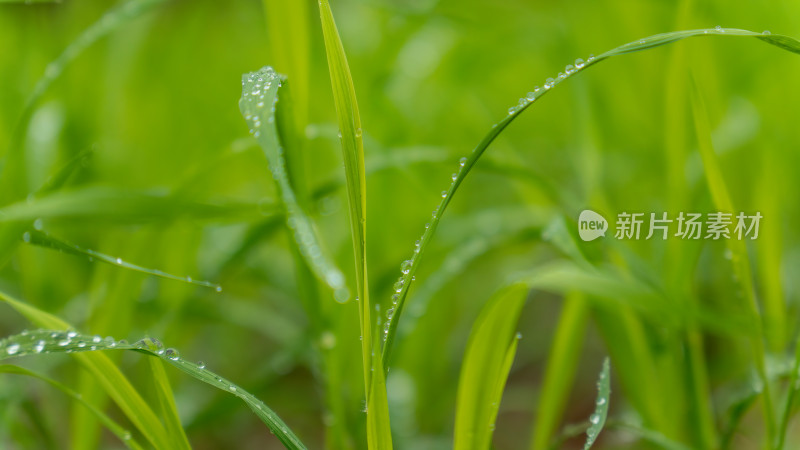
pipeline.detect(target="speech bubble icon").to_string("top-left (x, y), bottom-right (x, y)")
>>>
top-left (578, 209), bottom-right (608, 241)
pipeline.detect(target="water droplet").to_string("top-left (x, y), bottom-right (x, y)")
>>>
top-left (92, 335), bottom-right (102, 343)
top-left (515, 332), bottom-right (522, 339)
top-left (6, 344), bottom-right (20, 355)
top-left (575, 58), bottom-right (585, 69)
top-left (557, 72), bottom-right (566, 80)
top-left (58, 339), bottom-right (70, 347)
top-left (197, 361), bottom-right (206, 369)
top-left (526, 91), bottom-right (536, 101)
top-left (715, 25), bottom-right (724, 32)
top-left (544, 78), bottom-right (555, 89)
top-left (459, 157), bottom-right (467, 167)
top-left (229, 385), bottom-right (237, 392)
top-left (33, 218), bottom-right (43, 230)
top-left (386, 308), bottom-right (394, 318)
top-left (115, 258), bottom-right (123, 265)
top-left (401, 260), bottom-right (412, 274)
top-left (596, 397), bottom-right (606, 406)
top-left (508, 107), bottom-right (517, 115)
top-left (215, 286), bottom-right (223, 293)
top-left (441, 190), bottom-right (447, 198)
top-left (22, 232), bottom-right (31, 243)
top-left (256, 101), bottom-right (264, 107)
top-left (451, 173), bottom-right (457, 182)
top-left (590, 413), bottom-right (600, 424)
top-left (165, 348), bottom-right (181, 360)
top-left (34, 340), bottom-right (45, 353)
top-left (67, 331), bottom-right (77, 339)
top-left (763, 30), bottom-right (771, 35)
top-left (587, 54), bottom-right (595, 62)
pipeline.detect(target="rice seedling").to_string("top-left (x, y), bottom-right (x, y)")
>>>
top-left (2, 0), bottom-right (800, 449)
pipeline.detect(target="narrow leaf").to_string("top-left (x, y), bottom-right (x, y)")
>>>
top-left (583, 358), bottom-right (611, 449)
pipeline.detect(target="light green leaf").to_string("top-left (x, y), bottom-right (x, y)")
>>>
top-left (454, 284), bottom-right (527, 450)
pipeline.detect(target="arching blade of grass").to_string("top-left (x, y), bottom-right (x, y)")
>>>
top-left (690, 79), bottom-right (774, 443)
top-left (23, 229), bottom-right (221, 290)
top-left (380, 27), bottom-right (800, 371)
top-left (0, 0), bottom-right (168, 202)
top-left (317, 1), bottom-right (392, 448)
top-left (240, 67), bottom-right (346, 298)
top-left (583, 358), bottom-right (611, 449)
top-left (0, 291), bottom-right (172, 450)
top-left (454, 284), bottom-right (527, 450)
top-left (0, 364), bottom-right (143, 450)
top-left (0, 327), bottom-right (308, 449)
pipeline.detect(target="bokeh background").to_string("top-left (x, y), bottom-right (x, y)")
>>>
top-left (1, 0), bottom-right (799, 448)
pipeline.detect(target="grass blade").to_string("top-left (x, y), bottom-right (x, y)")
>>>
top-left (776, 336), bottom-right (800, 449)
top-left (454, 284), bottom-right (527, 450)
top-left (0, 326), bottom-right (308, 450)
top-left (317, 1), bottom-right (392, 448)
top-left (379, 27), bottom-right (800, 370)
top-left (530, 292), bottom-right (589, 450)
top-left (147, 356), bottom-right (191, 450)
top-left (690, 78), bottom-right (775, 443)
top-left (0, 364), bottom-right (143, 450)
top-left (240, 67), bottom-right (347, 298)
top-left (24, 229), bottom-right (221, 290)
top-left (583, 358), bottom-right (611, 449)
top-left (0, 291), bottom-right (173, 449)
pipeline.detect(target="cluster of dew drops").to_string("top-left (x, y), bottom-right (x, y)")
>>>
top-left (507, 55), bottom-right (594, 116)
top-left (242, 67), bottom-right (278, 140)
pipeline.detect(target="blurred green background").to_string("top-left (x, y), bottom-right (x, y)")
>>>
top-left (1, 0), bottom-right (799, 448)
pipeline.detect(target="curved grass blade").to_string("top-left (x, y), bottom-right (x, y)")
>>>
top-left (240, 67), bottom-right (347, 298)
top-left (0, 291), bottom-right (173, 449)
top-left (454, 284), bottom-right (527, 450)
top-left (1, 0), bottom-right (168, 200)
top-left (584, 358), bottom-right (611, 449)
top-left (0, 364), bottom-right (143, 450)
top-left (23, 229), bottom-right (222, 291)
top-left (380, 28), bottom-right (800, 370)
top-left (0, 329), bottom-right (307, 450)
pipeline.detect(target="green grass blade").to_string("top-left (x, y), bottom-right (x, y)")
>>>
top-left (380, 27), bottom-right (800, 370)
top-left (690, 78), bottom-right (775, 443)
top-left (0, 291), bottom-right (173, 449)
top-left (317, 1), bottom-right (392, 448)
top-left (0, 364), bottom-right (143, 450)
top-left (583, 358), bottom-right (611, 449)
top-left (530, 292), bottom-right (589, 450)
top-left (24, 229), bottom-right (221, 290)
top-left (454, 284), bottom-right (527, 450)
top-left (240, 67), bottom-right (347, 298)
top-left (147, 356), bottom-right (191, 450)
top-left (0, 327), bottom-right (308, 450)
